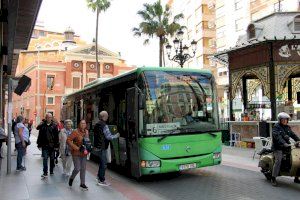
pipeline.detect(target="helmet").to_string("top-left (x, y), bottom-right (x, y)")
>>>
top-left (277, 112), bottom-right (290, 122)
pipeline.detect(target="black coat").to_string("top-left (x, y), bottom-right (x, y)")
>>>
top-left (37, 121), bottom-right (59, 149)
top-left (93, 120), bottom-right (109, 150)
top-left (272, 123), bottom-right (300, 151)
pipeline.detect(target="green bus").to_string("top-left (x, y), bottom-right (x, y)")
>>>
top-left (61, 67), bottom-right (222, 178)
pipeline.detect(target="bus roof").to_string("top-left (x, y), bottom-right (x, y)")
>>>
top-left (64, 67), bottom-right (213, 99)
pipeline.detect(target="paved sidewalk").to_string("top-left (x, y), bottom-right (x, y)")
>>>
top-left (221, 145), bottom-right (260, 172)
top-left (0, 135), bottom-right (127, 200)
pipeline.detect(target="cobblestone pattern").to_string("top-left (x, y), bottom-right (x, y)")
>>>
top-left (136, 165), bottom-right (300, 200)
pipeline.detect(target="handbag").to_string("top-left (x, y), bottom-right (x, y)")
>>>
top-left (25, 139), bottom-right (31, 146)
top-left (106, 143), bottom-right (111, 163)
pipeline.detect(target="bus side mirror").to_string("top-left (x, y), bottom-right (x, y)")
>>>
top-left (139, 93), bottom-right (146, 110)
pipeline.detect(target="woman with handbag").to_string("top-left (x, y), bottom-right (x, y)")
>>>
top-left (14, 115), bottom-right (30, 171)
top-left (67, 119), bottom-right (89, 190)
top-left (59, 119), bottom-right (73, 176)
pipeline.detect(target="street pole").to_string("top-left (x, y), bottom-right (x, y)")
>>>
top-left (0, 64), bottom-right (3, 121)
top-left (7, 78), bottom-right (12, 174)
top-left (36, 47), bottom-right (41, 124)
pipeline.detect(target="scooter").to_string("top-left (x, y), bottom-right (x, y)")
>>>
top-left (258, 142), bottom-right (300, 181)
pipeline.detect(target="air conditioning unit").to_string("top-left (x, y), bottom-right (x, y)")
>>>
top-left (208, 1), bottom-right (215, 10)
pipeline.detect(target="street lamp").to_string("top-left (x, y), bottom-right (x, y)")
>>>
top-left (166, 29), bottom-right (197, 68)
top-left (36, 44), bottom-right (41, 125)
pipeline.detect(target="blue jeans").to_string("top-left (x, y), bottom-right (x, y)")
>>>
top-left (42, 147), bottom-right (55, 174)
top-left (16, 142), bottom-right (25, 169)
top-left (97, 149), bottom-right (107, 182)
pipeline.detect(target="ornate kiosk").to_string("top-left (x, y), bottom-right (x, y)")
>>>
top-left (214, 12), bottom-right (300, 142)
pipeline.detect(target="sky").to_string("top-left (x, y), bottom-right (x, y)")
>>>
top-left (37, 0), bottom-right (159, 67)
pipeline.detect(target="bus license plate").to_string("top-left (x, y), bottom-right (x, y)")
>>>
top-left (179, 163), bottom-right (197, 171)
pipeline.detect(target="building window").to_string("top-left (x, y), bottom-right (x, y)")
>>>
top-left (235, 18), bottom-right (243, 31)
top-left (32, 30), bottom-right (38, 38)
top-left (234, 0), bottom-right (242, 11)
top-left (208, 21), bottom-right (215, 29)
top-left (46, 97), bottom-right (55, 105)
top-left (47, 75), bottom-right (55, 90)
top-left (217, 27), bottom-right (225, 39)
top-left (209, 39), bottom-right (216, 47)
top-left (294, 16), bottom-right (300, 32)
top-left (209, 59), bottom-right (216, 67)
top-left (196, 22), bottom-right (202, 33)
top-left (88, 78), bottom-right (96, 83)
top-left (39, 31), bottom-right (45, 37)
top-left (218, 71), bottom-right (228, 77)
top-left (73, 77), bottom-right (81, 89)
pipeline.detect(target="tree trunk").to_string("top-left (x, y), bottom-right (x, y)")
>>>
top-left (95, 8), bottom-right (100, 78)
top-left (162, 44), bottom-right (166, 67)
top-left (159, 37), bottom-right (163, 67)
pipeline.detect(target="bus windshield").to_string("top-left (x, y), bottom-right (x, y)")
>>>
top-left (140, 70), bottom-right (219, 136)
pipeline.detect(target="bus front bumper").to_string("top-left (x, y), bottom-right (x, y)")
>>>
top-left (140, 152), bottom-right (222, 175)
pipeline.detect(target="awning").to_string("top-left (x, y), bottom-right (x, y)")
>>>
top-left (4, 0), bottom-right (42, 76)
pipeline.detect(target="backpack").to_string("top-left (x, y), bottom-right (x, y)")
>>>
top-left (82, 137), bottom-right (92, 152)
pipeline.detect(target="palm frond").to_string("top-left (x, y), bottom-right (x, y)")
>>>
top-left (143, 39), bottom-right (150, 45)
top-left (173, 13), bottom-right (184, 22)
top-left (132, 27), bottom-right (142, 37)
top-left (86, 0), bottom-right (111, 12)
top-left (137, 10), bottom-right (152, 22)
top-left (153, 1), bottom-right (163, 19)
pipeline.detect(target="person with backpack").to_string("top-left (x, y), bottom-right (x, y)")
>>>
top-left (67, 119), bottom-right (90, 191)
top-left (93, 111), bottom-right (119, 186)
top-left (37, 113), bottom-right (59, 178)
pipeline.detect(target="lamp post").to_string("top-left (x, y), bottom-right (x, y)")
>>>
top-left (166, 29), bottom-right (197, 68)
top-left (36, 45), bottom-right (41, 125)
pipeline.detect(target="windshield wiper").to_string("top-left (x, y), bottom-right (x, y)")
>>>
top-left (157, 129), bottom-right (179, 143)
top-left (157, 134), bottom-right (169, 143)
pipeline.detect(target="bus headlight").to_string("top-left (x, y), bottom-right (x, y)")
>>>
top-left (213, 152), bottom-right (221, 159)
top-left (141, 160), bottom-right (161, 168)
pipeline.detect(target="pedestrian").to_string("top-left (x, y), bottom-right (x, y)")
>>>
top-left (0, 118), bottom-right (7, 159)
top-left (271, 112), bottom-right (300, 186)
top-left (67, 119), bottom-right (89, 190)
top-left (93, 111), bottom-right (119, 186)
top-left (12, 117), bottom-right (16, 137)
top-left (59, 119), bottom-right (73, 176)
top-left (52, 117), bottom-right (61, 165)
top-left (37, 113), bottom-right (59, 178)
top-left (14, 115), bottom-right (30, 171)
top-left (24, 118), bottom-right (32, 136)
top-left (58, 120), bottom-right (64, 131)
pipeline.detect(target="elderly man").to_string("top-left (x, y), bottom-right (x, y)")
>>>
top-left (271, 112), bottom-right (300, 186)
top-left (37, 113), bottom-right (59, 178)
top-left (93, 111), bottom-right (119, 186)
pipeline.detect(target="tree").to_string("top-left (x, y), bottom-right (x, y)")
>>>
top-left (133, 0), bottom-right (184, 67)
top-left (86, 0), bottom-right (111, 78)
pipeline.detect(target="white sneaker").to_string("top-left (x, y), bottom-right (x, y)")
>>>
top-left (97, 180), bottom-right (110, 186)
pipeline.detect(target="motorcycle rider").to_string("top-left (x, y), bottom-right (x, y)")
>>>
top-left (271, 112), bottom-right (300, 186)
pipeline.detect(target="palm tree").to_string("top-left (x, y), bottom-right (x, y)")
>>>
top-left (86, 0), bottom-right (111, 78)
top-left (133, 0), bottom-right (184, 67)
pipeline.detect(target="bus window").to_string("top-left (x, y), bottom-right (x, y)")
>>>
top-left (140, 71), bottom-right (218, 136)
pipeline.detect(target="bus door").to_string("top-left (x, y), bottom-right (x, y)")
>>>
top-left (126, 87), bottom-right (141, 178)
top-left (76, 102), bottom-right (81, 125)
